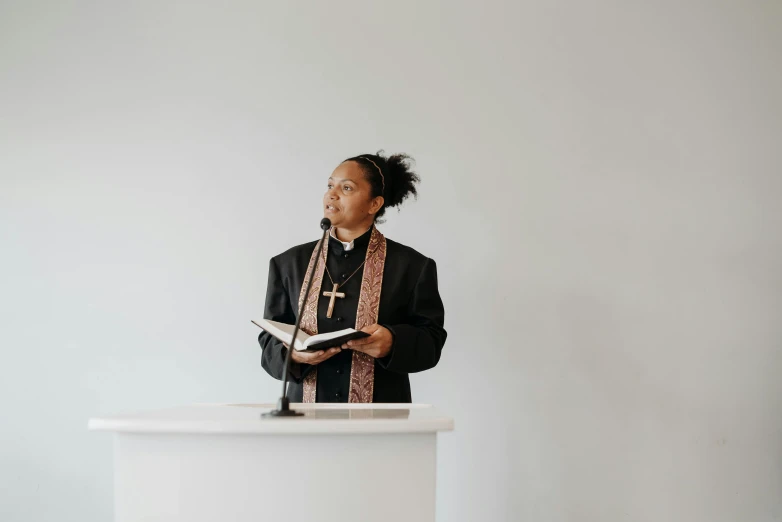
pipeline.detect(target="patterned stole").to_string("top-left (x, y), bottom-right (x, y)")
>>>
top-left (299, 226), bottom-right (387, 403)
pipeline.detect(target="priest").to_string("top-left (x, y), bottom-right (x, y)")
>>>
top-left (258, 152), bottom-right (447, 403)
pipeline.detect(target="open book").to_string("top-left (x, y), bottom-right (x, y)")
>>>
top-left (251, 318), bottom-right (370, 352)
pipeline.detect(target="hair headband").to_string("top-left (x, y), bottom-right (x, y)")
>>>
top-left (361, 156), bottom-right (385, 194)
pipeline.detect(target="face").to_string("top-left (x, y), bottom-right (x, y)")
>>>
top-left (323, 161), bottom-right (384, 229)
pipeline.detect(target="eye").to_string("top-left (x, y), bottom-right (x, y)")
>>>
top-left (344, 185), bottom-right (353, 191)
top-left (327, 183), bottom-right (333, 189)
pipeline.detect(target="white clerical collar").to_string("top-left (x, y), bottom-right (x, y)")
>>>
top-left (330, 228), bottom-right (355, 251)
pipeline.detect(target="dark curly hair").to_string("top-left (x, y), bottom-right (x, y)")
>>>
top-left (343, 151), bottom-right (420, 222)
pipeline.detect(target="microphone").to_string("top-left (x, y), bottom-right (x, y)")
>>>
top-left (262, 217), bottom-right (331, 418)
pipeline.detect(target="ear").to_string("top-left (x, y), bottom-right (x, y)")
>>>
top-left (368, 196), bottom-right (385, 215)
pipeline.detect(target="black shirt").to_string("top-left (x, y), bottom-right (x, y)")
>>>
top-left (258, 228), bottom-right (447, 403)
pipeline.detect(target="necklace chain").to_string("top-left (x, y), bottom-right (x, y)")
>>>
top-left (323, 250), bottom-right (366, 289)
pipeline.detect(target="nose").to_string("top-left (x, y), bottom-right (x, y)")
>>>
top-left (326, 186), bottom-right (338, 199)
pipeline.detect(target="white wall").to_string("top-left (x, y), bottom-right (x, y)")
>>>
top-left (2, 1), bottom-right (781, 521)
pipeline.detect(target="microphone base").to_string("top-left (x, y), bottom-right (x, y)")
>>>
top-left (262, 409), bottom-right (304, 418)
top-left (261, 397), bottom-right (305, 418)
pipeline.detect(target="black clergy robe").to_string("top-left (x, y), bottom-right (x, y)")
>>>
top-left (259, 227), bottom-right (447, 403)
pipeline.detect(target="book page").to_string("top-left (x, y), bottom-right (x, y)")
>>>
top-left (256, 319), bottom-right (312, 350)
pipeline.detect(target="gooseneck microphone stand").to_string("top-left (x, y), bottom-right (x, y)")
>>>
top-left (262, 218), bottom-right (331, 418)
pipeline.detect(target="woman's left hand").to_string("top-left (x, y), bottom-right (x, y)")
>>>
top-left (343, 324), bottom-right (393, 358)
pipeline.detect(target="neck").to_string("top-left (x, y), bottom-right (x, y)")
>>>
top-left (334, 222), bottom-right (373, 243)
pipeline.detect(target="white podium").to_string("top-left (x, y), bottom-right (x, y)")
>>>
top-left (89, 403), bottom-right (453, 522)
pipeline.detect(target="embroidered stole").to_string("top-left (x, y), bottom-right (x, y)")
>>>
top-left (299, 227), bottom-right (387, 403)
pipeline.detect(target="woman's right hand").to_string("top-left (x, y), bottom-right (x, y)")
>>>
top-left (288, 345), bottom-right (342, 365)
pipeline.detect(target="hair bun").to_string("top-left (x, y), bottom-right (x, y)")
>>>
top-left (344, 151), bottom-right (421, 222)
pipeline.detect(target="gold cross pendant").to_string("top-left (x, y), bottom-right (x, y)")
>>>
top-left (322, 283), bottom-right (346, 319)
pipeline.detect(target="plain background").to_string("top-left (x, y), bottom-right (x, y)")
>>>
top-left (1, 1), bottom-right (781, 521)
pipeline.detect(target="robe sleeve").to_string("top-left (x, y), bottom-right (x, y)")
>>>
top-left (378, 257), bottom-right (447, 374)
top-left (258, 257), bottom-right (311, 383)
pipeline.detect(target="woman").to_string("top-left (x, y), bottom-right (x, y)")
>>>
top-left (259, 152), bottom-right (447, 403)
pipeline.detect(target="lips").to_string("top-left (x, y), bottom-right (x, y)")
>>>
top-left (325, 205), bottom-right (339, 212)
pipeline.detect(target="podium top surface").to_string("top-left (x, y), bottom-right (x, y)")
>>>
top-left (88, 403), bottom-right (454, 435)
